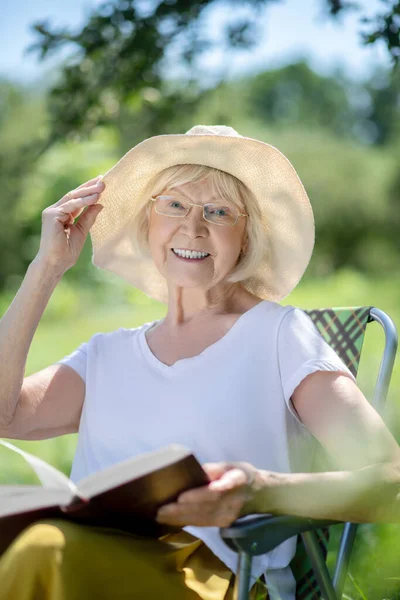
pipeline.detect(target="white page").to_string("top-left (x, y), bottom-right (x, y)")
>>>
top-left (77, 444), bottom-right (191, 499)
top-left (0, 440), bottom-right (78, 494)
top-left (0, 486), bottom-right (72, 518)
top-left (0, 485), bottom-right (45, 496)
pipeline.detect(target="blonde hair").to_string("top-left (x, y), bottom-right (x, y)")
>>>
top-left (130, 164), bottom-right (267, 283)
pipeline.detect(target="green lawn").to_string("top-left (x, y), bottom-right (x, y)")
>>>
top-left (1, 269), bottom-right (399, 599)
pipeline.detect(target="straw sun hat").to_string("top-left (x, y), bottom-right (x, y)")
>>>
top-left (90, 125), bottom-right (315, 303)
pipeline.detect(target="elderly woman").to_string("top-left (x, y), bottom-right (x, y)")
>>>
top-left (0, 125), bottom-right (399, 600)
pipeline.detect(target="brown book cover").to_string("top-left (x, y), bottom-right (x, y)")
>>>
top-left (0, 444), bottom-right (209, 557)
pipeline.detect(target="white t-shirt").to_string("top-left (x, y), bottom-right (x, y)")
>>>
top-left (56, 300), bottom-right (355, 599)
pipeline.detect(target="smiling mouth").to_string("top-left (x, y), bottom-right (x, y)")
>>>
top-left (171, 248), bottom-right (210, 261)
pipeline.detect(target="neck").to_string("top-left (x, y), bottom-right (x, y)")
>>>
top-left (164, 282), bottom-right (255, 326)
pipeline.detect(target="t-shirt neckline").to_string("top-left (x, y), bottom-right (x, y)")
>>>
top-left (138, 299), bottom-right (268, 375)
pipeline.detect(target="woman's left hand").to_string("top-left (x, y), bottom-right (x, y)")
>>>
top-left (156, 461), bottom-right (261, 527)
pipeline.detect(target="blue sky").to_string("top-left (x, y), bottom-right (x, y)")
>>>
top-left (1, 0), bottom-right (392, 87)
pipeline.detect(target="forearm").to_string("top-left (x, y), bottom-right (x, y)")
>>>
top-left (250, 462), bottom-right (400, 523)
top-left (0, 259), bottom-right (61, 427)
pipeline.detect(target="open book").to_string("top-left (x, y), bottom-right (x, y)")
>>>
top-left (0, 440), bottom-right (209, 557)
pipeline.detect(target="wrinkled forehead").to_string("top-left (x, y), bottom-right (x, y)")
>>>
top-left (167, 178), bottom-right (214, 194)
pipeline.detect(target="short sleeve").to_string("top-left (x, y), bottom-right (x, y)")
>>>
top-left (278, 307), bottom-right (356, 425)
top-left (55, 341), bottom-right (88, 383)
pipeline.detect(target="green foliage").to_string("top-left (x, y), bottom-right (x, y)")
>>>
top-left (0, 80), bottom-right (49, 291)
top-left (363, 67), bottom-right (400, 145)
top-left (25, 0), bottom-right (217, 141)
top-left (361, 0), bottom-right (400, 67)
top-left (22, 0), bottom-right (400, 142)
top-left (243, 62), bottom-right (355, 139)
top-left (276, 130), bottom-right (397, 275)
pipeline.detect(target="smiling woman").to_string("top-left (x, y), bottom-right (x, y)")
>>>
top-left (1, 125), bottom-right (399, 600)
top-left (131, 163), bottom-right (266, 285)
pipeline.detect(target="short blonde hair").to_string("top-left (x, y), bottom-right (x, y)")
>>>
top-left (130, 164), bottom-right (267, 283)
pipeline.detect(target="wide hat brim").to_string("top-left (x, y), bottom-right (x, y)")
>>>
top-left (90, 128), bottom-right (315, 303)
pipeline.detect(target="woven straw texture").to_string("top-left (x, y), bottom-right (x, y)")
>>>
top-left (90, 125), bottom-right (315, 304)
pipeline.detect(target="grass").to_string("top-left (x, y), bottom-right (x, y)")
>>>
top-left (1, 268), bottom-right (399, 598)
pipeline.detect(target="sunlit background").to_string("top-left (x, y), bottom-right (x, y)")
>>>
top-left (1, 1), bottom-right (400, 597)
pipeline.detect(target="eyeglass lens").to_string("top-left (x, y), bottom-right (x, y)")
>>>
top-left (155, 195), bottom-right (238, 226)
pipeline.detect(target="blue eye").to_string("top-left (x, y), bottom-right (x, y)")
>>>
top-left (161, 197), bottom-right (187, 211)
top-left (207, 205), bottom-right (231, 217)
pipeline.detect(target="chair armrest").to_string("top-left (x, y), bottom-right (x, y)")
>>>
top-left (220, 514), bottom-right (341, 556)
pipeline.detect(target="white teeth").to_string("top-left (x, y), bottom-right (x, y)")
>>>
top-left (172, 248), bottom-right (209, 259)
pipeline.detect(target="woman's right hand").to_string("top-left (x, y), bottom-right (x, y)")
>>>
top-left (34, 175), bottom-right (106, 277)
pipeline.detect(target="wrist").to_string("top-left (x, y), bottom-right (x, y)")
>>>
top-left (27, 256), bottom-right (64, 287)
top-left (242, 469), bottom-right (278, 516)
top-left (29, 256), bottom-right (64, 285)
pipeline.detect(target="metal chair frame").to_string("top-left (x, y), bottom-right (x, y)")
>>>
top-left (220, 307), bottom-right (398, 600)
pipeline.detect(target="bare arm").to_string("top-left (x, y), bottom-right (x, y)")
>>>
top-left (292, 371), bottom-right (400, 469)
top-left (252, 372), bottom-right (400, 522)
top-left (0, 259), bottom-right (85, 440)
top-left (0, 363), bottom-right (85, 440)
top-left (0, 175), bottom-right (104, 437)
top-left (0, 260), bottom-right (61, 429)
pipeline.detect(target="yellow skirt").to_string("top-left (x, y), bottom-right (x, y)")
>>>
top-left (0, 519), bottom-right (269, 600)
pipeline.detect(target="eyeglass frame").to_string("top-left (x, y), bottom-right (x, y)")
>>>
top-left (150, 195), bottom-right (248, 227)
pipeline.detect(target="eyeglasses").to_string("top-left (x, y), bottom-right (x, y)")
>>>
top-left (150, 195), bottom-right (248, 227)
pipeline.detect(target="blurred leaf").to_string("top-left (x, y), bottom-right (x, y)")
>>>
top-left (20, 0), bottom-right (400, 143)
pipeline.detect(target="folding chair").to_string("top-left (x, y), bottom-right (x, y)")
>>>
top-left (220, 306), bottom-right (398, 600)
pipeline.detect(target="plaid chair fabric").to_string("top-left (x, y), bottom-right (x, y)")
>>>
top-left (289, 306), bottom-right (372, 600)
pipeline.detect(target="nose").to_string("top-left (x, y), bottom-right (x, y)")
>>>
top-left (180, 204), bottom-right (208, 237)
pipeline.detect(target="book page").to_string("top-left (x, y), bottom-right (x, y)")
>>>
top-left (0, 440), bottom-right (78, 494)
top-left (0, 486), bottom-right (72, 518)
top-left (0, 485), bottom-right (46, 497)
top-left (77, 444), bottom-right (192, 499)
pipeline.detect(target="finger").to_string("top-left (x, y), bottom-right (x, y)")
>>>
top-left (177, 485), bottom-right (223, 504)
top-left (157, 502), bottom-right (212, 526)
top-left (74, 203), bottom-right (103, 232)
top-left (66, 203), bottom-right (88, 222)
top-left (52, 196), bottom-right (99, 227)
top-left (202, 462), bottom-right (231, 481)
top-left (62, 204), bottom-right (99, 226)
top-left (69, 205), bottom-right (86, 221)
top-left (55, 180), bottom-right (105, 207)
top-left (157, 513), bottom-right (207, 527)
top-left (58, 193), bottom-right (100, 214)
top-left (177, 472), bottom-right (248, 503)
top-left (65, 182), bottom-right (104, 201)
top-left (156, 501), bottom-right (239, 527)
top-left (208, 469), bottom-right (248, 491)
